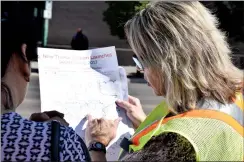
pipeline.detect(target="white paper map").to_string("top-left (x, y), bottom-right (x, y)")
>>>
top-left (38, 46), bottom-right (134, 160)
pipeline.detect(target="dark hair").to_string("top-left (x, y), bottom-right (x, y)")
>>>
top-left (1, 19), bottom-right (38, 78)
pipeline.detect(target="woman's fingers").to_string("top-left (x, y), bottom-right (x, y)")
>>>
top-left (87, 115), bottom-right (121, 129)
top-left (128, 95), bottom-right (138, 100)
top-left (47, 116), bottom-right (69, 126)
top-left (128, 95), bottom-right (140, 105)
top-left (85, 117), bottom-right (122, 146)
top-left (114, 117), bottom-right (122, 127)
top-left (87, 114), bottom-right (98, 128)
top-left (116, 100), bottom-right (133, 112)
top-left (116, 96), bottom-right (140, 110)
top-left (29, 112), bottom-right (50, 122)
top-left (44, 110), bottom-right (64, 118)
top-left (30, 111), bottom-right (65, 122)
top-left (86, 114), bottom-right (93, 122)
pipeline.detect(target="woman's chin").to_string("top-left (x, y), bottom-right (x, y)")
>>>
top-left (152, 89), bottom-right (161, 96)
top-left (151, 88), bottom-right (165, 96)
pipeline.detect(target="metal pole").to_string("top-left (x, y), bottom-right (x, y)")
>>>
top-left (43, 1), bottom-right (52, 47)
top-left (43, 18), bottom-right (49, 47)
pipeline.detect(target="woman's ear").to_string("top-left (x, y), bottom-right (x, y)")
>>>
top-left (20, 43), bottom-right (30, 82)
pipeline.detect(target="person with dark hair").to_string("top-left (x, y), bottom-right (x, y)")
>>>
top-left (1, 20), bottom-right (91, 161)
top-left (71, 28), bottom-right (89, 50)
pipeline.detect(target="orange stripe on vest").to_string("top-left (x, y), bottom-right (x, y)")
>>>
top-left (132, 109), bottom-right (244, 146)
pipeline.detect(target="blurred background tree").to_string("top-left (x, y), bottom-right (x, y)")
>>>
top-left (202, 1), bottom-right (244, 42)
top-left (103, 1), bottom-right (148, 39)
top-left (103, 1), bottom-right (244, 43)
top-left (135, 1), bottom-right (148, 12)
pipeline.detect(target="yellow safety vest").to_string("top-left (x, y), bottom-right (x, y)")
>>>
top-left (119, 92), bottom-right (243, 161)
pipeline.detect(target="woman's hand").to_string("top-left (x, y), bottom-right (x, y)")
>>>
top-left (85, 115), bottom-right (121, 147)
top-left (29, 110), bottom-right (69, 126)
top-left (116, 95), bottom-right (146, 129)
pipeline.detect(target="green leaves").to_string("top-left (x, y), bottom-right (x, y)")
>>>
top-left (103, 1), bottom-right (149, 39)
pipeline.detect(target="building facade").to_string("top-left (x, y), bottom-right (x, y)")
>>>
top-left (48, 1), bottom-right (129, 49)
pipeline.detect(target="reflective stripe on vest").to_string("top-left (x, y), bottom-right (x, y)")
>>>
top-left (118, 101), bottom-right (170, 160)
top-left (128, 93), bottom-right (243, 161)
top-left (131, 93), bottom-right (243, 146)
top-left (132, 109), bottom-right (243, 146)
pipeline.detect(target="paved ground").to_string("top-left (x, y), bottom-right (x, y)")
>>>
top-left (16, 62), bottom-right (163, 118)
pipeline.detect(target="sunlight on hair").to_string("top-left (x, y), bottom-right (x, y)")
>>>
top-left (125, 1), bottom-right (243, 113)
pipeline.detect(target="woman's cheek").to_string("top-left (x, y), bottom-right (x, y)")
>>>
top-left (144, 69), bottom-right (161, 95)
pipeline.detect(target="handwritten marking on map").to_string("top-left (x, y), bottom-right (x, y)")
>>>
top-left (38, 47), bottom-right (134, 160)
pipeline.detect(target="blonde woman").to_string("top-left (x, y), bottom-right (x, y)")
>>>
top-left (85, 1), bottom-right (243, 161)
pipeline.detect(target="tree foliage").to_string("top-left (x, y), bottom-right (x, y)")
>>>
top-left (103, 1), bottom-right (148, 39)
top-left (202, 1), bottom-right (244, 41)
top-left (103, 1), bottom-right (244, 41)
top-left (135, 1), bottom-right (149, 12)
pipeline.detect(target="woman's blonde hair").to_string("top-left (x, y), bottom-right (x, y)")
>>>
top-left (125, 1), bottom-right (243, 113)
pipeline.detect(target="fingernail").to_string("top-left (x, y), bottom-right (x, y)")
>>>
top-left (115, 100), bottom-right (121, 106)
top-left (116, 117), bottom-right (122, 121)
top-left (116, 99), bottom-right (122, 104)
